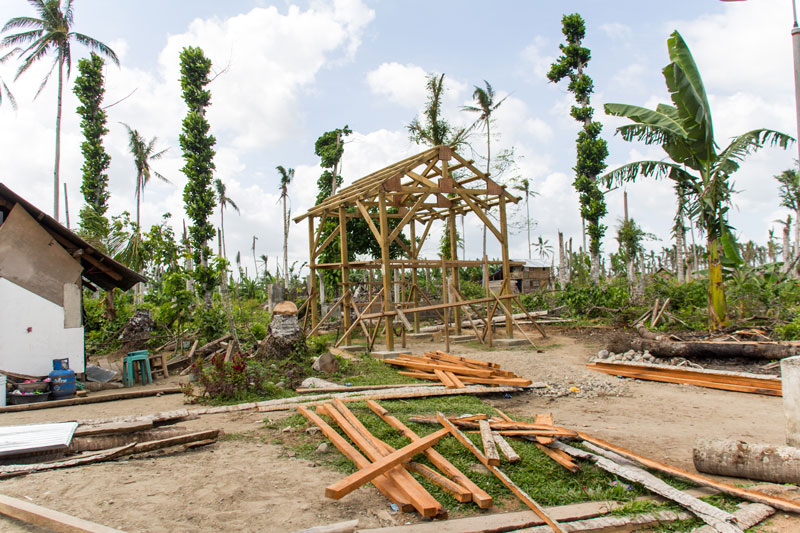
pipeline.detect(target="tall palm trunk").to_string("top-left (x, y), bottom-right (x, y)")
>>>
top-left (783, 216), bottom-right (792, 274)
top-left (525, 194), bottom-right (531, 260)
top-left (676, 222), bottom-right (685, 284)
top-left (220, 207), bottom-right (227, 259)
top-left (707, 237), bottom-right (728, 329)
top-left (482, 121), bottom-right (491, 258)
top-left (283, 192), bottom-right (289, 291)
top-left (54, 53), bottom-right (64, 221)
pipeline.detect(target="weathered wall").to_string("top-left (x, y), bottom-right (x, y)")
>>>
top-left (0, 278), bottom-right (84, 376)
top-left (0, 204), bottom-right (82, 307)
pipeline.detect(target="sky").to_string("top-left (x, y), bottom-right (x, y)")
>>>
top-left (0, 0), bottom-right (798, 279)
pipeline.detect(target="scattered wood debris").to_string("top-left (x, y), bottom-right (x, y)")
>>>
top-left (0, 386), bottom-right (182, 414)
top-left (587, 360), bottom-right (782, 396)
top-left (0, 492), bottom-right (124, 533)
top-left (384, 351), bottom-right (532, 388)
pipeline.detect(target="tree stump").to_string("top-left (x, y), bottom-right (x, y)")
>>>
top-left (119, 309), bottom-right (155, 351)
top-left (262, 301), bottom-right (305, 363)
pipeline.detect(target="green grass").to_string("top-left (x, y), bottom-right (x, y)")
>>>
top-left (328, 353), bottom-right (428, 387)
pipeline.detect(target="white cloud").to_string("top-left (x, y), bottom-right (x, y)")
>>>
top-left (519, 35), bottom-right (554, 81)
top-left (600, 22), bottom-right (633, 42)
top-left (366, 62), bottom-right (428, 108)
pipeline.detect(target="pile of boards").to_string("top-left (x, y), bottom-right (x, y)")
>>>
top-left (383, 351), bottom-right (532, 388)
top-left (0, 409), bottom-right (221, 479)
top-left (587, 360), bottom-right (782, 396)
top-left (302, 404), bottom-right (800, 533)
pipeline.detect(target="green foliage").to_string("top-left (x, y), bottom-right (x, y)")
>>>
top-left (179, 46), bottom-right (217, 303)
top-left (409, 73), bottom-right (457, 146)
top-left (549, 13), bottom-right (608, 258)
top-left (193, 353), bottom-right (293, 403)
top-left (74, 53), bottom-right (111, 240)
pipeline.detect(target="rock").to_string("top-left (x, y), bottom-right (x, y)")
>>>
top-left (287, 450), bottom-right (296, 458)
top-left (300, 377), bottom-right (340, 389)
top-left (281, 426), bottom-right (295, 433)
top-left (306, 427), bottom-right (321, 436)
top-left (597, 349), bottom-right (609, 359)
top-left (312, 352), bottom-right (339, 374)
top-left (316, 443), bottom-right (330, 454)
top-left (276, 381), bottom-right (285, 389)
top-left (273, 300), bottom-right (298, 316)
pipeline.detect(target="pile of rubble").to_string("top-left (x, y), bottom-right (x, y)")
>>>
top-left (590, 349), bottom-right (701, 368)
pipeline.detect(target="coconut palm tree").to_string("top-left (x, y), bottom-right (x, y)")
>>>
top-left (1, 0), bottom-right (118, 220)
top-left (276, 165), bottom-right (294, 291)
top-left (463, 80), bottom-right (507, 257)
top-left (512, 177), bottom-right (537, 259)
top-left (603, 31), bottom-right (793, 329)
top-left (775, 168), bottom-right (800, 264)
top-left (0, 49), bottom-right (17, 109)
top-left (121, 123), bottom-right (169, 231)
top-left (533, 236), bottom-right (553, 261)
top-left (214, 178), bottom-right (239, 259)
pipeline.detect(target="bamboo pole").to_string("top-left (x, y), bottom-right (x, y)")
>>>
top-left (442, 256), bottom-right (450, 353)
top-left (484, 254), bottom-right (493, 347)
top-left (449, 210), bottom-right (461, 336)
top-left (410, 222), bottom-right (420, 332)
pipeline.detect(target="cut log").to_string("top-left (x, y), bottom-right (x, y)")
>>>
top-left (554, 441), bottom-right (742, 533)
top-left (366, 400), bottom-right (492, 508)
top-left (69, 427), bottom-right (189, 452)
top-left (129, 429), bottom-right (220, 454)
top-left (631, 336), bottom-right (800, 361)
top-left (0, 387), bottom-right (181, 413)
top-left (73, 421), bottom-right (154, 437)
top-left (436, 413), bottom-right (564, 533)
top-left (579, 431), bottom-right (800, 514)
top-left (0, 492), bottom-right (124, 533)
top-left (693, 439), bottom-right (800, 484)
top-left (0, 445), bottom-right (136, 478)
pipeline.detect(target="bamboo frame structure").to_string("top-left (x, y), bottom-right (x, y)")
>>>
top-left (294, 145), bottom-right (546, 352)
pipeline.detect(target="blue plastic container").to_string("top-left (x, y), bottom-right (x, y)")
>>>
top-left (49, 358), bottom-right (76, 399)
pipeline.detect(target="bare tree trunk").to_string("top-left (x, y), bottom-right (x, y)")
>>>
top-left (694, 439), bottom-right (800, 484)
top-left (783, 215), bottom-right (792, 274)
top-left (330, 131), bottom-right (342, 196)
top-left (54, 55), bottom-right (63, 221)
top-left (218, 232), bottom-right (239, 351)
top-left (558, 231), bottom-right (567, 287)
top-left (590, 251), bottom-right (600, 283)
top-left (283, 194), bottom-right (290, 291)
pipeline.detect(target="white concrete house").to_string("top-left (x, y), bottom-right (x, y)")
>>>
top-left (0, 184), bottom-right (144, 377)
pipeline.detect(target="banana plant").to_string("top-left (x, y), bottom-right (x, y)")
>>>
top-left (602, 31), bottom-right (793, 330)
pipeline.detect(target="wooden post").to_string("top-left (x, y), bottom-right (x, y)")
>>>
top-left (448, 211), bottom-right (461, 335)
top-left (338, 206), bottom-right (351, 345)
top-left (484, 254), bottom-right (493, 348)
top-left (308, 216), bottom-right (319, 329)
top-left (499, 195), bottom-right (513, 338)
top-left (410, 222), bottom-right (420, 332)
top-left (378, 190), bottom-right (394, 351)
top-left (442, 256), bottom-right (450, 353)
top-left (782, 355), bottom-right (800, 446)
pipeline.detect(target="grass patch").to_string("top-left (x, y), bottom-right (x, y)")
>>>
top-left (328, 353), bottom-right (427, 387)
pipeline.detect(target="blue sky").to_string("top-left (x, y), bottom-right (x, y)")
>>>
top-left (0, 0), bottom-right (796, 277)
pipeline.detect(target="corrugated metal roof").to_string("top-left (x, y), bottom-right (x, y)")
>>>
top-left (0, 422), bottom-right (78, 457)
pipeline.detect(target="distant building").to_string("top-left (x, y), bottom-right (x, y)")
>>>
top-left (487, 259), bottom-right (552, 294)
top-left (0, 184), bottom-right (145, 377)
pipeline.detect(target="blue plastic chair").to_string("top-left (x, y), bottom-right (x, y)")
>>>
top-left (123, 350), bottom-right (152, 386)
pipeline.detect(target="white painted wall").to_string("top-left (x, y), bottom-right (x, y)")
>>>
top-left (0, 278), bottom-right (84, 377)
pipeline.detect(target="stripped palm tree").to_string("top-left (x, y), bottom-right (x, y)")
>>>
top-left (276, 165), bottom-right (294, 291)
top-left (511, 177), bottom-right (538, 259)
top-left (1, 0), bottom-right (118, 220)
top-left (121, 123), bottom-right (169, 231)
top-left (214, 178), bottom-right (239, 259)
top-left (462, 80), bottom-right (507, 257)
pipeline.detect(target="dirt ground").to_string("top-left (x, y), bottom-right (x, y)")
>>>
top-left (1, 328), bottom-right (798, 532)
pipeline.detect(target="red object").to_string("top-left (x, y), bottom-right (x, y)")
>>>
top-left (26, 327), bottom-right (32, 333)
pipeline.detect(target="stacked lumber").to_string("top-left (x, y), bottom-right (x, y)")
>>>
top-left (384, 351), bottom-right (532, 388)
top-left (587, 360), bottom-right (782, 396)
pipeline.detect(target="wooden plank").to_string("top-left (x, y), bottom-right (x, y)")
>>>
top-left (323, 401), bottom-right (441, 517)
top-left (534, 413), bottom-right (555, 445)
top-left (553, 441), bottom-right (743, 533)
top-left (445, 372), bottom-right (465, 389)
top-left (588, 361), bottom-right (781, 390)
top-left (0, 387), bottom-right (182, 413)
top-left (534, 443), bottom-right (579, 473)
top-left (493, 407), bottom-right (514, 422)
top-left (128, 430), bottom-right (219, 454)
top-left (0, 445), bottom-right (136, 478)
top-left (396, 371), bottom-right (533, 387)
top-left (324, 428), bottom-right (450, 499)
top-left (493, 432), bottom-right (521, 463)
top-left (223, 342), bottom-right (235, 363)
top-left (436, 413), bottom-right (564, 533)
top-left (578, 431), bottom-right (800, 514)
top-left (187, 339), bottom-right (199, 362)
top-left (298, 405), bottom-right (414, 512)
top-left (294, 519), bottom-right (359, 533)
top-left (479, 420), bottom-right (500, 466)
top-left (366, 400), bottom-right (493, 509)
top-left (433, 369), bottom-right (456, 389)
top-left (395, 308), bottom-right (413, 332)
top-left (296, 383), bottom-right (434, 394)
top-left (74, 421), bottom-right (154, 437)
top-left (0, 493), bottom-right (124, 533)
top-left (383, 360), bottom-right (495, 378)
top-left (405, 462), bottom-right (472, 503)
